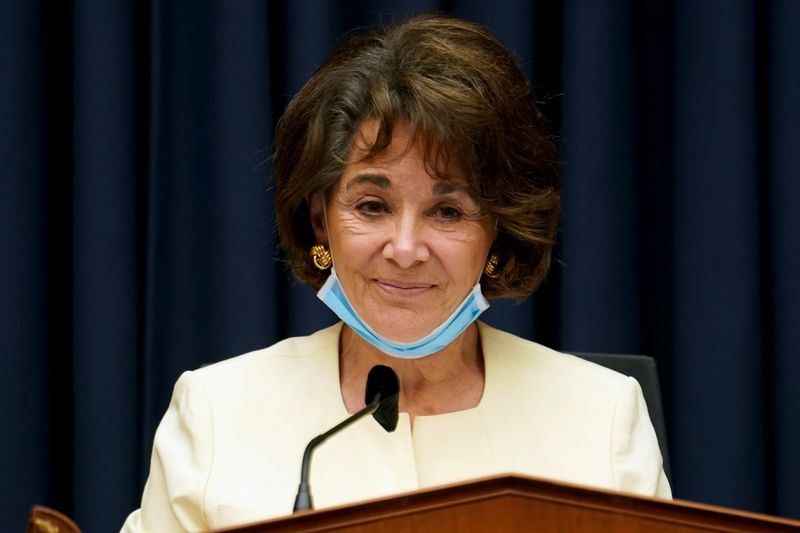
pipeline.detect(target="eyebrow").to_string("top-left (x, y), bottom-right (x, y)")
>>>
top-left (433, 181), bottom-right (471, 196)
top-left (346, 173), bottom-right (471, 197)
top-left (345, 173), bottom-right (391, 191)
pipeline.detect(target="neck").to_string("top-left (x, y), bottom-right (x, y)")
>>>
top-left (338, 323), bottom-right (485, 425)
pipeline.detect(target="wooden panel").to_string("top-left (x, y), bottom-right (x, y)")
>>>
top-left (215, 475), bottom-right (800, 533)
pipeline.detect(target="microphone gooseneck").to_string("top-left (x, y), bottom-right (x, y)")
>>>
top-left (292, 365), bottom-right (400, 513)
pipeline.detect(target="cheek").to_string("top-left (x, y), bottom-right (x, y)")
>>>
top-left (330, 229), bottom-right (382, 267)
top-left (439, 224), bottom-right (493, 264)
top-left (439, 241), bottom-right (487, 276)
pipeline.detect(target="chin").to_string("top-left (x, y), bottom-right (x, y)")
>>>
top-left (368, 315), bottom-right (436, 343)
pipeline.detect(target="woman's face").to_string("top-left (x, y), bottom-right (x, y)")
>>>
top-left (311, 121), bottom-right (495, 342)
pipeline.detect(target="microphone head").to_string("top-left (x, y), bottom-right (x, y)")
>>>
top-left (365, 365), bottom-right (400, 432)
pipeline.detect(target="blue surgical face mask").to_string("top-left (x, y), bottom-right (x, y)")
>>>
top-left (317, 268), bottom-right (490, 359)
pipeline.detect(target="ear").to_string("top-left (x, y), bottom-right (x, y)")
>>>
top-left (308, 193), bottom-right (327, 243)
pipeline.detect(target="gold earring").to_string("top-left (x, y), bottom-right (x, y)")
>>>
top-left (310, 244), bottom-right (332, 270)
top-left (483, 254), bottom-right (500, 279)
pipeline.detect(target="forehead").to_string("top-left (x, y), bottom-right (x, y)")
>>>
top-left (342, 172), bottom-right (471, 198)
top-left (345, 119), bottom-right (468, 186)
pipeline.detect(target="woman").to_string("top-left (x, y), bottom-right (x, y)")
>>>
top-left (123, 13), bottom-right (670, 532)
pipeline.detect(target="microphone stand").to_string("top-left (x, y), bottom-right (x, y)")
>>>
top-left (292, 393), bottom-right (394, 512)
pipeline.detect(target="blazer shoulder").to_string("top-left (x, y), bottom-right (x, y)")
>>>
top-left (190, 322), bottom-right (342, 382)
top-left (478, 321), bottom-right (628, 388)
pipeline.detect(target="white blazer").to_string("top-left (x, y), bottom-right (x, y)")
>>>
top-left (122, 322), bottom-right (671, 532)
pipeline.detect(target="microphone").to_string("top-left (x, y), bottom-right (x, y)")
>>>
top-left (292, 365), bottom-right (400, 512)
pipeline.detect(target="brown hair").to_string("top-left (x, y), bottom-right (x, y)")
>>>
top-left (273, 13), bottom-right (560, 300)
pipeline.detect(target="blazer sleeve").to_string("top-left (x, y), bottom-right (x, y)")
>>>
top-left (610, 376), bottom-right (672, 498)
top-left (121, 371), bottom-right (214, 533)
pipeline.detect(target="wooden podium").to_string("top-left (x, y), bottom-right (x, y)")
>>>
top-left (215, 474), bottom-right (800, 532)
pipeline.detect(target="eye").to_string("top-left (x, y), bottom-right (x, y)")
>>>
top-left (432, 205), bottom-right (464, 220)
top-left (355, 200), bottom-right (387, 216)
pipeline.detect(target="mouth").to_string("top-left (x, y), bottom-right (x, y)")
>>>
top-left (373, 279), bottom-right (435, 296)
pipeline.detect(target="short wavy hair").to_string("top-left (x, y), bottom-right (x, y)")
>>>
top-left (274, 13), bottom-right (560, 300)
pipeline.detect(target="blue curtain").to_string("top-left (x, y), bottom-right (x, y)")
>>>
top-left (2, 1), bottom-right (798, 530)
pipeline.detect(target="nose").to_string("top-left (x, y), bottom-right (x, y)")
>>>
top-left (382, 212), bottom-right (430, 268)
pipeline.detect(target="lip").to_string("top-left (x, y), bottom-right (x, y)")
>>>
top-left (373, 279), bottom-right (435, 296)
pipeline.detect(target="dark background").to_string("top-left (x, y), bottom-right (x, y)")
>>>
top-left (2, 1), bottom-right (798, 531)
